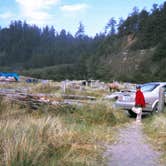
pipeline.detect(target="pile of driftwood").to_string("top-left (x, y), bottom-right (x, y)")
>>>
top-left (0, 89), bottom-right (96, 110)
top-left (0, 89), bottom-right (62, 109)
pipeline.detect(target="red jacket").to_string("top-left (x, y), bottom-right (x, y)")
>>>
top-left (135, 90), bottom-right (145, 107)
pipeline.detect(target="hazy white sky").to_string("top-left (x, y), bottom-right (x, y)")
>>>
top-left (0, 0), bottom-right (165, 36)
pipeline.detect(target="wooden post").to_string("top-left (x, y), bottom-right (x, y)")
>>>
top-left (158, 87), bottom-right (165, 112)
top-left (62, 80), bottom-right (66, 93)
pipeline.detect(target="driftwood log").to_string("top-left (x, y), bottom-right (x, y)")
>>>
top-left (62, 94), bottom-right (96, 100)
top-left (0, 89), bottom-right (60, 109)
top-left (0, 89), bottom-right (95, 110)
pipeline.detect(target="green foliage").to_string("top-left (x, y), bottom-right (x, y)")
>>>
top-left (22, 64), bottom-right (86, 81)
top-left (153, 39), bottom-right (166, 61)
top-left (58, 103), bottom-right (129, 126)
top-left (1, 2), bottom-right (166, 82)
top-left (105, 17), bottom-right (117, 35)
top-left (0, 20), bottom-right (93, 69)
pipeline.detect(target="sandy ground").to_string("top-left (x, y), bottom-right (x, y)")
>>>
top-left (104, 122), bottom-right (163, 166)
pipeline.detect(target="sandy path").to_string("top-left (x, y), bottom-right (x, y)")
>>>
top-left (104, 122), bottom-right (163, 166)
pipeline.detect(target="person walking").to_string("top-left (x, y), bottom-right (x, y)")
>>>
top-left (132, 85), bottom-right (145, 122)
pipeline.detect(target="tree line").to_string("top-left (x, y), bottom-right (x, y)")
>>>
top-left (0, 2), bottom-right (166, 81)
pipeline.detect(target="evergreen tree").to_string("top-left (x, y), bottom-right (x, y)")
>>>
top-left (75, 22), bottom-right (85, 39)
top-left (117, 17), bottom-right (124, 35)
top-left (105, 17), bottom-right (117, 36)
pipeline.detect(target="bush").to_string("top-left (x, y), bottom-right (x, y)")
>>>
top-left (60, 102), bottom-right (129, 126)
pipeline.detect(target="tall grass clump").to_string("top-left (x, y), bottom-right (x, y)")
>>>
top-left (58, 102), bottom-right (129, 146)
top-left (0, 95), bottom-right (129, 166)
top-left (144, 112), bottom-right (166, 163)
top-left (60, 102), bottom-right (129, 126)
top-left (0, 116), bottom-right (67, 166)
top-left (0, 96), bottom-right (21, 117)
top-left (0, 112), bottom-right (105, 165)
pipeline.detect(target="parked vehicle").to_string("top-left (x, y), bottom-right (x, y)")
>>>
top-left (115, 82), bottom-right (166, 115)
top-left (104, 89), bottom-right (133, 100)
top-left (104, 91), bottom-right (122, 100)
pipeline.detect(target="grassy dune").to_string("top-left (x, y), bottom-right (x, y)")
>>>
top-left (0, 95), bottom-right (129, 166)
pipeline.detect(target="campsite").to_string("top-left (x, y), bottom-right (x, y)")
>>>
top-left (0, 76), bottom-right (165, 165)
top-left (0, 0), bottom-right (166, 165)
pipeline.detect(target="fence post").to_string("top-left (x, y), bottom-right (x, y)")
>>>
top-left (62, 80), bottom-right (67, 94)
top-left (158, 87), bottom-right (165, 112)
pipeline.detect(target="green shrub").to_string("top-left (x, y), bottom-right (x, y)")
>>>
top-left (60, 102), bottom-right (129, 126)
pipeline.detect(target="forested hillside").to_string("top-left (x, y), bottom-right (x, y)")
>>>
top-left (0, 2), bottom-right (166, 82)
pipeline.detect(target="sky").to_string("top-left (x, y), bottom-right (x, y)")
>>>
top-left (0, 0), bottom-right (165, 36)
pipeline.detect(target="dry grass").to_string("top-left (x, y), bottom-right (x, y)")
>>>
top-left (0, 90), bottom-right (129, 166)
top-left (0, 116), bottom-right (63, 166)
top-left (143, 111), bottom-right (166, 163)
top-left (28, 82), bottom-right (61, 94)
top-left (0, 82), bottom-right (28, 89)
top-left (65, 88), bottom-right (108, 98)
top-left (0, 81), bottom-right (61, 95)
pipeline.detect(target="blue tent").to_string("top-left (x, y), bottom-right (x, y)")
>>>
top-left (0, 72), bottom-right (19, 81)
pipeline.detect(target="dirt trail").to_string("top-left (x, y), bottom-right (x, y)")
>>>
top-left (104, 122), bottom-right (163, 166)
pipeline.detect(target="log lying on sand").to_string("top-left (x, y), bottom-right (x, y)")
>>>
top-left (62, 94), bottom-right (96, 100)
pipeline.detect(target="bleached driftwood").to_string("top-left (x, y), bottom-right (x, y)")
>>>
top-left (0, 89), bottom-right (94, 110)
top-left (62, 94), bottom-right (96, 100)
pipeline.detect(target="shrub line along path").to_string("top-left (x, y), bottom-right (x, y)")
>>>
top-left (104, 121), bottom-right (163, 166)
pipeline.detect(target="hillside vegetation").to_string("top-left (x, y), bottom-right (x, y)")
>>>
top-left (0, 2), bottom-right (166, 82)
